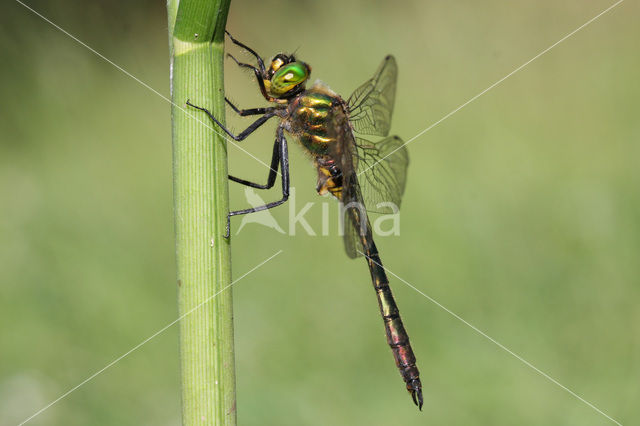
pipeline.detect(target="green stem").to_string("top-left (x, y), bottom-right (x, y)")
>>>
top-left (168, 1), bottom-right (235, 425)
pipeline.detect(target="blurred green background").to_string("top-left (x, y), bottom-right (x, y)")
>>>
top-left (1, 0), bottom-right (638, 425)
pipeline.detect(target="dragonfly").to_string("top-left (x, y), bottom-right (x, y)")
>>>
top-left (186, 32), bottom-right (422, 409)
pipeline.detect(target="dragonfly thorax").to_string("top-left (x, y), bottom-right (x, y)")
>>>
top-left (283, 83), bottom-right (351, 158)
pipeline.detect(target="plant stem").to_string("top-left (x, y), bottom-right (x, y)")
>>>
top-left (168, 0), bottom-right (235, 424)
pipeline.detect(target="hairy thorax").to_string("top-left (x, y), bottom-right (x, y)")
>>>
top-left (280, 81), bottom-right (353, 199)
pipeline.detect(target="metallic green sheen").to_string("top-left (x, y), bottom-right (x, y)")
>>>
top-left (292, 92), bottom-right (338, 155)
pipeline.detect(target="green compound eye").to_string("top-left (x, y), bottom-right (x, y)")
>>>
top-left (270, 62), bottom-right (310, 97)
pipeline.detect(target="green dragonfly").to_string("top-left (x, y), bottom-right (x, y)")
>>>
top-left (187, 32), bottom-right (421, 409)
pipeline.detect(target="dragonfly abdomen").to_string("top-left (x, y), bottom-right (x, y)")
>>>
top-left (366, 247), bottom-right (422, 407)
top-left (315, 157), bottom-right (343, 198)
top-left (351, 209), bottom-right (423, 409)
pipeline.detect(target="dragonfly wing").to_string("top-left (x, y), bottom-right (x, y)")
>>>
top-left (341, 173), bottom-right (368, 259)
top-left (354, 136), bottom-right (409, 214)
top-left (347, 55), bottom-right (397, 137)
top-left (343, 210), bottom-right (362, 258)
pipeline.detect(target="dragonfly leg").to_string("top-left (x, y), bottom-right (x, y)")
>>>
top-left (225, 128), bottom-right (289, 238)
top-left (229, 135), bottom-right (280, 189)
top-left (225, 31), bottom-right (266, 73)
top-left (226, 53), bottom-right (261, 74)
top-left (186, 100), bottom-right (275, 141)
top-left (226, 53), bottom-right (271, 101)
top-left (225, 97), bottom-right (271, 117)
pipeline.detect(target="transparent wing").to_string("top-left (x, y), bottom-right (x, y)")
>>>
top-left (340, 174), bottom-right (368, 259)
top-left (347, 55), bottom-right (397, 137)
top-left (354, 136), bottom-right (409, 214)
top-left (342, 207), bottom-right (363, 259)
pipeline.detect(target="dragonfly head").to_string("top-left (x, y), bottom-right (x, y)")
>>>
top-left (264, 53), bottom-right (311, 99)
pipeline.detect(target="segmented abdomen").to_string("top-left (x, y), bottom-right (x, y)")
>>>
top-left (349, 207), bottom-right (423, 408)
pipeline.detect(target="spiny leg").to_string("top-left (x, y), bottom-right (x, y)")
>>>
top-left (229, 135), bottom-right (280, 189)
top-left (226, 53), bottom-right (261, 73)
top-left (225, 97), bottom-right (271, 117)
top-left (225, 31), bottom-right (265, 73)
top-left (215, 99), bottom-right (280, 186)
top-left (226, 127), bottom-right (289, 237)
top-left (226, 53), bottom-right (271, 101)
top-left (186, 100), bottom-right (275, 141)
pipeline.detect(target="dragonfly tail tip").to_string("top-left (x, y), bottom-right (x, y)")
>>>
top-left (410, 388), bottom-right (423, 411)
